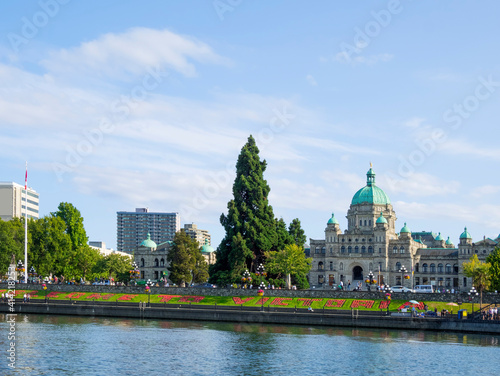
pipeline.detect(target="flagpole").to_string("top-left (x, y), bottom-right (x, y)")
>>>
top-left (24, 161), bottom-right (28, 284)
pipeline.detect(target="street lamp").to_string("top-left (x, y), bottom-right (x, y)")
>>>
top-left (28, 266), bottom-right (37, 284)
top-left (16, 260), bottom-right (25, 283)
top-left (384, 285), bottom-right (393, 315)
top-left (259, 281), bottom-right (266, 311)
top-left (468, 286), bottom-right (478, 315)
top-left (145, 279), bottom-right (154, 307)
top-left (398, 265), bottom-right (408, 287)
top-left (129, 261), bottom-right (140, 285)
top-left (256, 263), bottom-right (266, 285)
top-left (241, 269), bottom-right (252, 289)
top-left (365, 271), bottom-right (376, 291)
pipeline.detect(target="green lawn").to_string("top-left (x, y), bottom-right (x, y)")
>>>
top-left (1, 288), bottom-right (475, 312)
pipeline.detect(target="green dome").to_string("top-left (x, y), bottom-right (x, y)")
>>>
top-left (201, 239), bottom-right (215, 253)
top-left (446, 237), bottom-right (452, 245)
top-left (435, 232), bottom-right (444, 241)
top-left (351, 167), bottom-right (391, 206)
top-left (140, 233), bottom-right (157, 248)
top-left (460, 227), bottom-right (472, 239)
top-left (327, 213), bottom-right (339, 225)
top-left (376, 212), bottom-right (387, 224)
top-left (400, 222), bottom-right (411, 233)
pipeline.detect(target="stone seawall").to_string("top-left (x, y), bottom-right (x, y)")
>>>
top-left (2, 301), bottom-right (499, 335)
top-left (2, 283), bottom-right (499, 304)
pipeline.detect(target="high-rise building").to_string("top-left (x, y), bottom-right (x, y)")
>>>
top-left (0, 182), bottom-right (39, 220)
top-left (183, 223), bottom-right (211, 247)
top-left (117, 208), bottom-right (180, 253)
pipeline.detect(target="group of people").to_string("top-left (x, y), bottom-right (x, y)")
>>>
top-left (481, 307), bottom-right (499, 321)
top-left (336, 280), bottom-right (364, 291)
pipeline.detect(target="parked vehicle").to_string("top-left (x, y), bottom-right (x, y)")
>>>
top-left (414, 285), bottom-right (435, 293)
top-left (390, 285), bottom-right (414, 293)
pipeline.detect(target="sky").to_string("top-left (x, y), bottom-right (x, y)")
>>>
top-left (1, 0), bottom-right (499, 250)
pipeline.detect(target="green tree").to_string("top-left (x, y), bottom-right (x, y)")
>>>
top-left (52, 202), bottom-right (88, 249)
top-left (463, 254), bottom-right (491, 309)
top-left (168, 230), bottom-right (208, 286)
top-left (486, 246), bottom-right (500, 292)
top-left (210, 135), bottom-right (279, 285)
top-left (288, 218), bottom-right (307, 249)
top-left (0, 219), bottom-right (24, 275)
top-left (92, 253), bottom-right (132, 283)
top-left (264, 244), bottom-right (312, 289)
top-left (276, 218), bottom-right (293, 252)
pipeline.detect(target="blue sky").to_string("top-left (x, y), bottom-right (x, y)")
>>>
top-left (1, 0), bottom-right (499, 250)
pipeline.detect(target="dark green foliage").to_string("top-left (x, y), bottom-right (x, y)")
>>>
top-left (0, 218), bottom-right (24, 274)
top-left (51, 202), bottom-right (88, 249)
top-left (486, 247), bottom-right (500, 291)
top-left (168, 230), bottom-right (208, 286)
top-left (210, 135), bottom-right (280, 285)
top-left (288, 218), bottom-right (307, 249)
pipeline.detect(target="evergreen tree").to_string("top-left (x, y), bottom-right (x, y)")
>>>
top-left (276, 218), bottom-right (293, 252)
top-left (168, 230), bottom-right (208, 286)
top-left (288, 218), bottom-right (307, 249)
top-left (210, 135), bottom-right (279, 285)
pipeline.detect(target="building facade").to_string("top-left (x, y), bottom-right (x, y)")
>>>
top-left (0, 182), bottom-right (39, 220)
top-left (117, 208), bottom-right (180, 253)
top-left (309, 167), bottom-right (499, 291)
top-left (183, 223), bottom-right (211, 247)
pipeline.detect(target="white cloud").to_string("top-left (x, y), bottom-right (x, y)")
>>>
top-left (403, 117), bottom-right (426, 128)
top-left (437, 139), bottom-right (500, 160)
top-left (306, 74), bottom-right (317, 86)
top-left (381, 172), bottom-right (460, 197)
top-left (41, 28), bottom-right (228, 80)
top-left (471, 185), bottom-right (500, 198)
top-left (333, 52), bottom-right (393, 65)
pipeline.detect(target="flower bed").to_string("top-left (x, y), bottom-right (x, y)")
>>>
top-left (232, 297), bottom-right (254, 305)
top-left (269, 298), bottom-right (293, 306)
top-left (85, 293), bottom-right (115, 300)
top-left (379, 300), bottom-right (391, 309)
top-left (351, 300), bottom-right (374, 309)
top-left (117, 295), bottom-right (138, 301)
top-left (178, 296), bottom-right (205, 303)
top-left (297, 298), bottom-right (323, 307)
top-left (325, 299), bottom-right (346, 308)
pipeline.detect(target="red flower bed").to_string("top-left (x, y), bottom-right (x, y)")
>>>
top-left (269, 298), bottom-right (293, 306)
top-left (178, 296), bottom-right (205, 303)
top-left (397, 301), bottom-right (425, 310)
top-left (66, 292), bottom-right (86, 299)
top-left (379, 300), bottom-right (391, 309)
top-left (233, 297), bottom-right (254, 305)
top-left (256, 297), bottom-right (269, 305)
top-left (46, 292), bottom-right (64, 298)
top-left (325, 299), bottom-right (346, 308)
top-left (117, 295), bottom-right (138, 301)
top-left (350, 300), bottom-right (374, 309)
top-left (158, 295), bottom-right (181, 303)
top-left (86, 293), bottom-right (115, 300)
top-left (297, 298), bottom-right (322, 307)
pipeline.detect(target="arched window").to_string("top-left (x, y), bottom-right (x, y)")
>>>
top-left (329, 261), bottom-right (333, 271)
top-left (445, 264), bottom-right (452, 273)
top-left (368, 246), bottom-right (373, 253)
top-left (339, 262), bottom-right (344, 271)
top-left (355, 246), bottom-right (359, 253)
top-left (140, 258), bottom-right (145, 267)
top-left (400, 246), bottom-right (405, 254)
top-left (154, 258), bottom-right (159, 267)
top-left (437, 263), bottom-right (443, 273)
top-left (160, 259), bottom-right (165, 267)
top-left (318, 262), bottom-right (324, 270)
top-left (341, 246), bottom-right (346, 254)
top-left (379, 248), bottom-right (382, 254)
top-left (348, 246), bottom-right (352, 253)
top-left (315, 247), bottom-right (320, 254)
top-left (422, 263), bottom-right (428, 272)
top-left (359, 220), bottom-right (362, 226)
top-left (329, 247), bottom-right (333, 254)
top-left (154, 271), bottom-right (159, 279)
top-left (395, 262), bottom-right (401, 271)
top-left (415, 263), bottom-right (419, 272)
top-left (430, 263), bottom-right (436, 273)
top-left (453, 264), bottom-right (459, 273)
top-left (321, 247), bottom-right (326, 254)
top-left (361, 246), bottom-right (366, 253)
top-left (393, 246), bottom-right (398, 254)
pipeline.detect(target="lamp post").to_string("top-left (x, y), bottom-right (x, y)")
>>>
top-left (42, 282), bottom-right (48, 302)
top-left (468, 286), bottom-right (478, 316)
top-left (16, 260), bottom-right (25, 283)
top-left (399, 265), bottom-right (408, 288)
top-left (384, 285), bottom-right (393, 315)
top-left (129, 261), bottom-right (140, 286)
top-left (28, 266), bottom-right (36, 284)
top-left (256, 263), bottom-right (266, 286)
top-left (365, 271), bottom-right (375, 291)
top-left (259, 281), bottom-right (266, 311)
top-left (145, 279), bottom-right (154, 307)
top-left (241, 269), bottom-right (252, 289)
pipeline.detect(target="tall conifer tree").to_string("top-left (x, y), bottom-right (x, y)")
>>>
top-left (210, 135), bottom-right (278, 285)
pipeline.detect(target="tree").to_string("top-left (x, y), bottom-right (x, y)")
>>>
top-left (264, 244), bottom-right (312, 289)
top-left (288, 218), bottom-right (307, 249)
top-left (92, 253), bottom-right (132, 283)
top-left (486, 246), bottom-right (500, 292)
top-left (168, 230), bottom-right (208, 286)
top-left (463, 254), bottom-right (491, 309)
top-left (0, 219), bottom-right (24, 275)
top-left (51, 202), bottom-right (88, 249)
top-left (210, 135), bottom-right (279, 285)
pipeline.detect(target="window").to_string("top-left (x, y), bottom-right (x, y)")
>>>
top-left (422, 263), bottom-right (428, 273)
top-left (430, 264), bottom-right (436, 273)
top-left (395, 262), bottom-right (401, 271)
top-left (368, 246), bottom-right (373, 253)
top-left (154, 258), bottom-right (159, 267)
top-left (341, 246), bottom-right (346, 254)
top-left (160, 259), bottom-right (165, 267)
top-left (364, 220), bottom-right (367, 226)
top-left (415, 263), bottom-right (419, 272)
top-left (453, 264), bottom-right (459, 273)
top-left (369, 220), bottom-right (372, 226)
top-left (359, 220), bottom-right (362, 226)
top-left (463, 277), bottom-right (467, 287)
top-left (379, 248), bottom-right (382, 254)
top-left (445, 264), bottom-right (452, 273)
top-left (340, 263), bottom-right (344, 271)
top-left (361, 246), bottom-right (366, 253)
top-left (437, 263), bottom-right (443, 273)
top-left (141, 258), bottom-right (145, 267)
top-left (321, 247), bottom-right (326, 254)
top-left (329, 261), bottom-right (333, 271)
top-left (315, 247), bottom-right (320, 254)
top-left (330, 247), bottom-right (333, 255)
top-left (393, 246), bottom-right (398, 254)
top-left (400, 246), bottom-right (405, 254)
top-left (355, 246), bottom-right (359, 253)
top-left (348, 246), bottom-right (352, 253)
top-left (154, 271), bottom-right (159, 279)
top-left (318, 262), bottom-right (324, 270)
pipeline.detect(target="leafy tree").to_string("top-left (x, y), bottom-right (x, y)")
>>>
top-left (264, 244), bottom-right (312, 289)
top-left (210, 135), bottom-right (279, 285)
top-left (463, 254), bottom-right (491, 308)
top-left (92, 253), bottom-right (133, 283)
top-left (486, 246), bottom-right (500, 292)
top-left (0, 219), bottom-right (24, 275)
top-left (288, 218), bottom-right (307, 249)
top-left (168, 230), bottom-right (208, 286)
top-left (52, 202), bottom-right (88, 249)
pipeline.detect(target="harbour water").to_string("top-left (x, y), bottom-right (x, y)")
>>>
top-left (1, 314), bottom-right (499, 375)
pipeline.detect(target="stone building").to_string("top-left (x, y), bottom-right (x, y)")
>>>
top-left (309, 167), bottom-right (499, 291)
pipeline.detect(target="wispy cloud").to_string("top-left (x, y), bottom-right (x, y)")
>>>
top-left (331, 52), bottom-right (394, 66)
top-left (306, 74), bottom-right (317, 86)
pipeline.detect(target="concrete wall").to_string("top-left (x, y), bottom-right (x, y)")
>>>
top-left (2, 283), bottom-right (499, 304)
